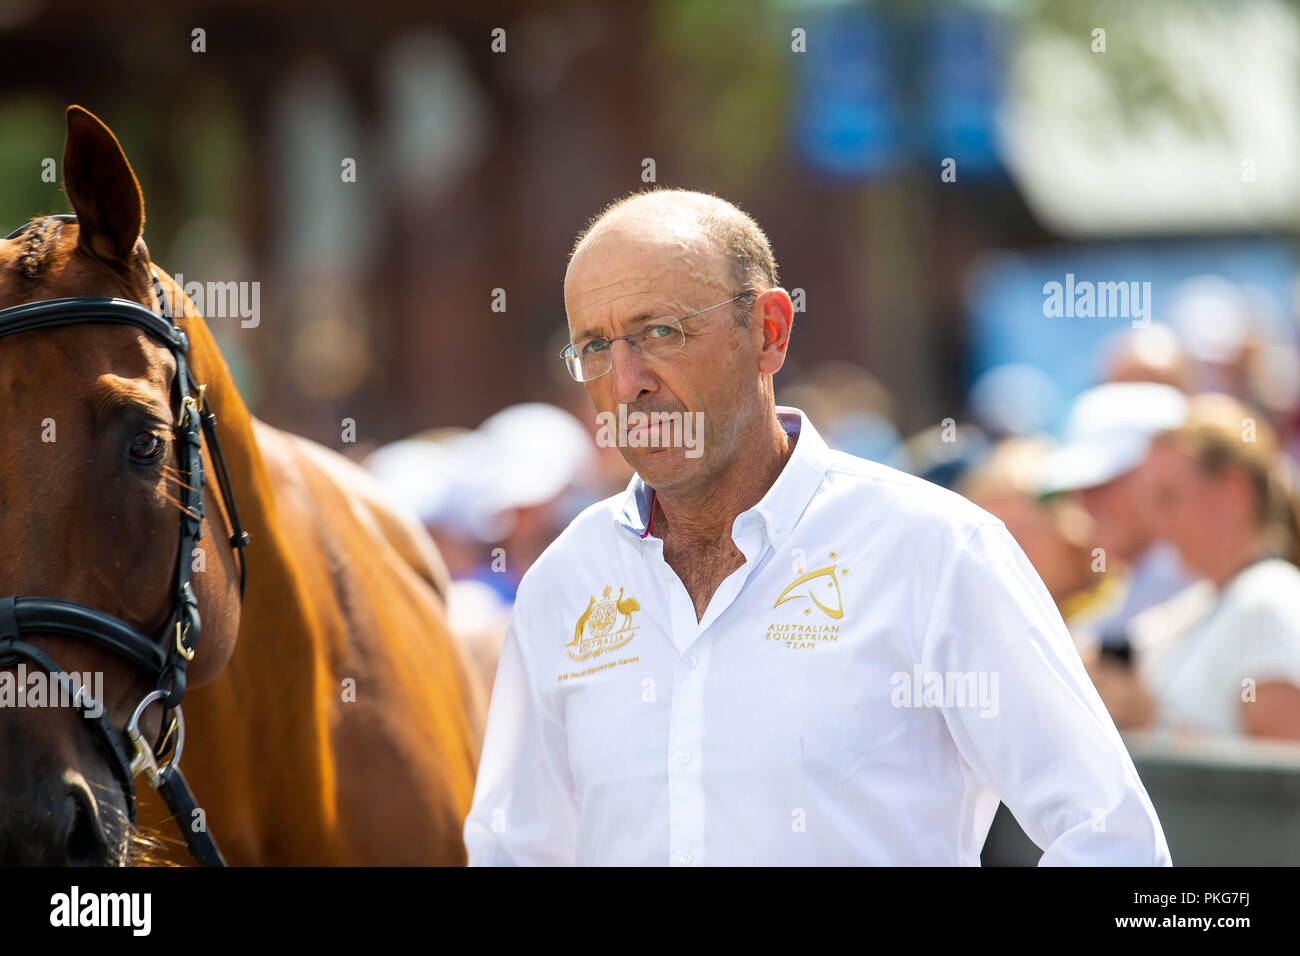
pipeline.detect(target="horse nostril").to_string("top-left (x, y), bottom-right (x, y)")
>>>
top-left (63, 783), bottom-right (108, 866)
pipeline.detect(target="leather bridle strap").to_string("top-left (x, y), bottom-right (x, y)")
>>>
top-left (0, 602), bottom-right (139, 824)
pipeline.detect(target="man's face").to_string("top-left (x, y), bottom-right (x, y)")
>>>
top-left (1147, 437), bottom-right (1240, 579)
top-left (563, 224), bottom-right (768, 493)
top-left (1076, 461), bottom-right (1154, 562)
top-left (970, 490), bottom-right (1087, 602)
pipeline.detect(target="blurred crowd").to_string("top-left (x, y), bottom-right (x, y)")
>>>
top-left (363, 395), bottom-right (635, 691)
top-left (943, 277), bottom-right (1300, 746)
top-left (364, 272), bottom-right (1300, 747)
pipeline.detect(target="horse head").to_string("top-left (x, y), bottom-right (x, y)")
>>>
top-left (0, 106), bottom-right (247, 864)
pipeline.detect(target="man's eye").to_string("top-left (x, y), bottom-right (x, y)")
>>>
top-left (645, 325), bottom-right (675, 339)
top-left (581, 340), bottom-right (609, 355)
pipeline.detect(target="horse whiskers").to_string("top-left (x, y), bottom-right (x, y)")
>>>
top-left (160, 464), bottom-right (198, 495)
top-left (158, 487), bottom-right (201, 522)
top-left (126, 827), bottom-right (184, 867)
top-left (85, 779), bottom-right (185, 867)
top-left (81, 780), bottom-right (134, 867)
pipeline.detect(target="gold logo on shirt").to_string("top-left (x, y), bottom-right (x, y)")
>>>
top-left (766, 552), bottom-right (849, 649)
top-left (773, 552), bottom-right (847, 620)
top-left (566, 585), bottom-right (640, 662)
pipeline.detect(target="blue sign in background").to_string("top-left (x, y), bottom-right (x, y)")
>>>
top-left (965, 239), bottom-right (1300, 435)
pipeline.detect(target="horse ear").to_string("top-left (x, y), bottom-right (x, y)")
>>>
top-left (62, 105), bottom-right (146, 265)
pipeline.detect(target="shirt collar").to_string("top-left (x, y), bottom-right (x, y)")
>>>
top-left (614, 405), bottom-right (833, 549)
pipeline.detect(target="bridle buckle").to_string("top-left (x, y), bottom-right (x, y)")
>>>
top-left (126, 689), bottom-right (185, 787)
top-left (175, 620), bottom-right (195, 661)
top-left (178, 393), bottom-right (199, 429)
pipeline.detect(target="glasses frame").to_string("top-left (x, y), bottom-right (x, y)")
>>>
top-left (560, 289), bottom-right (758, 383)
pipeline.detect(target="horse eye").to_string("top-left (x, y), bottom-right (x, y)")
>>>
top-left (128, 431), bottom-right (165, 464)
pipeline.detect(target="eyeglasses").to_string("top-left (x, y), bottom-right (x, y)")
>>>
top-left (560, 290), bottom-right (756, 383)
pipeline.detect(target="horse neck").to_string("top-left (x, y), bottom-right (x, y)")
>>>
top-left (160, 272), bottom-right (344, 856)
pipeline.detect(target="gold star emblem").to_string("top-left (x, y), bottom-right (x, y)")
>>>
top-left (828, 551), bottom-right (837, 559)
top-left (803, 608), bottom-right (811, 615)
top-left (840, 568), bottom-right (849, 575)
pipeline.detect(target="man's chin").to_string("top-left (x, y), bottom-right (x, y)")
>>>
top-left (621, 445), bottom-right (701, 485)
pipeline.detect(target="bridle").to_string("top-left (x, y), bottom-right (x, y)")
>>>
top-left (0, 214), bottom-right (249, 866)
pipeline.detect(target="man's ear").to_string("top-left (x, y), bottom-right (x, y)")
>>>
top-left (756, 288), bottom-right (794, 376)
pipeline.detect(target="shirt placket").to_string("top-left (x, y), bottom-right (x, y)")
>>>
top-left (653, 527), bottom-right (765, 867)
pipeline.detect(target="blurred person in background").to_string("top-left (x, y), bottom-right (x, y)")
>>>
top-left (901, 422), bottom-right (991, 491)
top-left (1166, 277), bottom-right (1300, 461)
top-left (966, 363), bottom-right (1063, 441)
top-left (547, 377), bottom-right (638, 504)
top-left (366, 403), bottom-right (596, 692)
top-left (777, 360), bottom-right (904, 467)
top-left (1038, 383), bottom-right (1192, 662)
top-left (959, 437), bottom-right (1111, 627)
top-left (1101, 324), bottom-right (1188, 391)
top-left (454, 403), bottom-right (598, 604)
top-left (1095, 394), bottom-right (1300, 742)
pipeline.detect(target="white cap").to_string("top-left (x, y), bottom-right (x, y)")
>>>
top-left (363, 437), bottom-right (458, 526)
top-left (1038, 383), bottom-right (1188, 494)
top-left (1168, 275), bottom-right (1251, 364)
top-left (364, 403), bottom-right (595, 542)
top-left (472, 403), bottom-right (595, 516)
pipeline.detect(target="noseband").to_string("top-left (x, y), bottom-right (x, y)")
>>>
top-left (0, 215), bottom-right (249, 866)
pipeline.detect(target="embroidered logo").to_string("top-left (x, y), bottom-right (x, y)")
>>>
top-left (767, 551), bottom-right (848, 650)
top-left (772, 551), bottom-right (848, 619)
top-left (566, 585), bottom-right (640, 662)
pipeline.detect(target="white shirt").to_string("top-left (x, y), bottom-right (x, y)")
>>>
top-left (463, 407), bottom-right (1171, 866)
top-left (1133, 558), bottom-right (1300, 738)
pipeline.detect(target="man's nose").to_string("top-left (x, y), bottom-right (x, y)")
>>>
top-left (609, 338), bottom-right (657, 404)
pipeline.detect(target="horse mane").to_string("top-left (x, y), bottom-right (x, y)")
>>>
top-left (140, 265), bottom-right (347, 859)
top-left (10, 216), bottom-right (64, 281)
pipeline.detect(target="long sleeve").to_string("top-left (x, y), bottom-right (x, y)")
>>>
top-left (925, 522), bottom-right (1172, 866)
top-left (463, 602), bottom-right (580, 866)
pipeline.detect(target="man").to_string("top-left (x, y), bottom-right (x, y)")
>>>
top-left (463, 188), bottom-right (1170, 865)
top-left (1037, 382), bottom-right (1192, 660)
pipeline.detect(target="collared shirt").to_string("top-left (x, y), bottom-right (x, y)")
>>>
top-left (463, 407), bottom-right (1171, 865)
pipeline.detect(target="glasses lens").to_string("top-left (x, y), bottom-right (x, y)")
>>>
top-left (564, 321), bottom-right (686, 382)
top-left (640, 323), bottom-right (686, 355)
top-left (565, 346), bottom-right (607, 382)
top-left (564, 348), bottom-right (585, 382)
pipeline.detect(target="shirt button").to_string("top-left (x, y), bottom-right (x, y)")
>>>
top-left (677, 752), bottom-right (691, 765)
top-left (685, 655), bottom-right (697, 669)
top-left (680, 852), bottom-right (693, 865)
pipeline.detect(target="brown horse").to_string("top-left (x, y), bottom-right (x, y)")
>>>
top-left (0, 106), bottom-right (486, 865)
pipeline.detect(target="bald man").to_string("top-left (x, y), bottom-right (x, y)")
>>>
top-left (462, 188), bottom-right (1171, 866)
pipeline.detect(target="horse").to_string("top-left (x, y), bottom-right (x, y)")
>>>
top-left (0, 105), bottom-right (487, 865)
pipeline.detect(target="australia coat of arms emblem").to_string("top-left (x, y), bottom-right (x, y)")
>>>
top-left (566, 585), bottom-right (640, 662)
